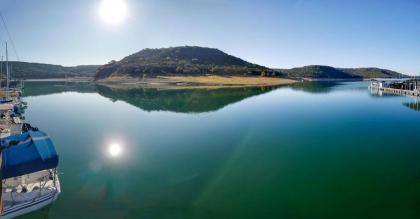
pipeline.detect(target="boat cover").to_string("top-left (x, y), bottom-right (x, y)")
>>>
top-left (1, 131), bottom-right (59, 179)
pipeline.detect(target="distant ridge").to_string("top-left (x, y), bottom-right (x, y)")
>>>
top-left (0, 61), bottom-right (99, 79)
top-left (0, 49), bottom-right (408, 80)
top-left (278, 65), bottom-right (406, 79)
top-left (339, 67), bottom-right (406, 78)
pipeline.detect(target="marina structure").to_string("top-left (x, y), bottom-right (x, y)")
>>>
top-left (0, 41), bottom-right (61, 218)
top-left (369, 78), bottom-right (420, 97)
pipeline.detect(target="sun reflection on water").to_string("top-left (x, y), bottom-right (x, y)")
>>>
top-left (108, 142), bottom-right (123, 158)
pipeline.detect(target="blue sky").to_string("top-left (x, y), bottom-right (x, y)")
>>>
top-left (0, 0), bottom-right (419, 75)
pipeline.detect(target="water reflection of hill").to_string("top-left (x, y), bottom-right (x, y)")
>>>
top-left (22, 81), bottom-right (96, 97)
top-left (96, 85), bottom-right (278, 113)
top-left (289, 81), bottom-right (339, 93)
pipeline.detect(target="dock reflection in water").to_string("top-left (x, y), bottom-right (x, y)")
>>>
top-left (403, 99), bottom-right (420, 112)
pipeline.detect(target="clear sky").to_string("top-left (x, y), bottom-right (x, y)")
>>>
top-left (0, 0), bottom-right (419, 75)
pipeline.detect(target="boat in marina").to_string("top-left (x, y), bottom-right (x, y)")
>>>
top-left (0, 42), bottom-right (60, 218)
top-left (0, 44), bottom-right (25, 139)
top-left (0, 104), bottom-right (61, 219)
top-left (0, 131), bottom-right (60, 219)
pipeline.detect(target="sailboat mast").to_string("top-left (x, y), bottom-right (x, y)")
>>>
top-left (5, 42), bottom-right (9, 91)
top-left (0, 55), bottom-right (2, 89)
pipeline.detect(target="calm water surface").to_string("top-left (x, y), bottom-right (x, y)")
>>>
top-left (19, 81), bottom-right (420, 219)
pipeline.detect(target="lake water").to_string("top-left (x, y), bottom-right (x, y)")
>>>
top-left (19, 81), bottom-right (420, 219)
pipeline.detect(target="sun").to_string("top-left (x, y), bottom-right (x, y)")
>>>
top-left (99, 0), bottom-right (128, 25)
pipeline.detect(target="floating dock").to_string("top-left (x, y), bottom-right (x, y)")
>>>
top-left (369, 79), bottom-right (420, 97)
top-left (374, 87), bottom-right (420, 97)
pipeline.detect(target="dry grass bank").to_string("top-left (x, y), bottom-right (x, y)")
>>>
top-left (160, 75), bottom-right (296, 86)
top-left (98, 75), bottom-right (297, 88)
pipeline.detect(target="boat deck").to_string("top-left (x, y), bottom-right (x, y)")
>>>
top-left (1, 173), bottom-right (60, 219)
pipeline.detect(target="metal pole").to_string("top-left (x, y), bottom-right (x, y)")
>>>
top-left (0, 56), bottom-right (2, 89)
top-left (10, 63), bottom-right (12, 90)
top-left (6, 42), bottom-right (9, 93)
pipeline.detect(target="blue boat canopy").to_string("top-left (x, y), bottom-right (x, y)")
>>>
top-left (1, 131), bottom-right (59, 179)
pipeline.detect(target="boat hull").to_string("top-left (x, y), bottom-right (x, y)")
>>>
top-left (1, 178), bottom-right (61, 219)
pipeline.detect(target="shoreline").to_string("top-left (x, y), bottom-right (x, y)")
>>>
top-left (23, 77), bottom-right (93, 82)
top-left (96, 75), bottom-right (298, 89)
top-left (21, 76), bottom-right (408, 88)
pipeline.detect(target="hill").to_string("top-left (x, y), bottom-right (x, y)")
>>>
top-left (279, 65), bottom-right (406, 79)
top-left (339, 67), bottom-right (404, 78)
top-left (280, 66), bottom-right (360, 79)
top-left (0, 61), bottom-right (99, 79)
top-left (94, 46), bottom-right (278, 80)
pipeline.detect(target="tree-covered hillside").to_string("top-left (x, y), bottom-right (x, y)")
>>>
top-left (95, 46), bottom-right (278, 80)
top-left (0, 61), bottom-right (99, 79)
top-left (95, 46), bottom-right (407, 81)
top-left (280, 65), bottom-right (406, 79)
top-left (339, 67), bottom-right (404, 78)
top-left (281, 66), bottom-right (361, 79)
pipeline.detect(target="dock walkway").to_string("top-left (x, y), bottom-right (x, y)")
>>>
top-left (376, 87), bottom-right (420, 97)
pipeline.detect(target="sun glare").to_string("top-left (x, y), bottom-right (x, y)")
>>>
top-left (99, 0), bottom-right (128, 25)
top-left (108, 143), bottom-right (123, 157)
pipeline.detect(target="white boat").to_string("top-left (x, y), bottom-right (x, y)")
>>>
top-left (1, 170), bottom-right (61, 219)
top-left (1, 131), bottom-right (61, 218)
